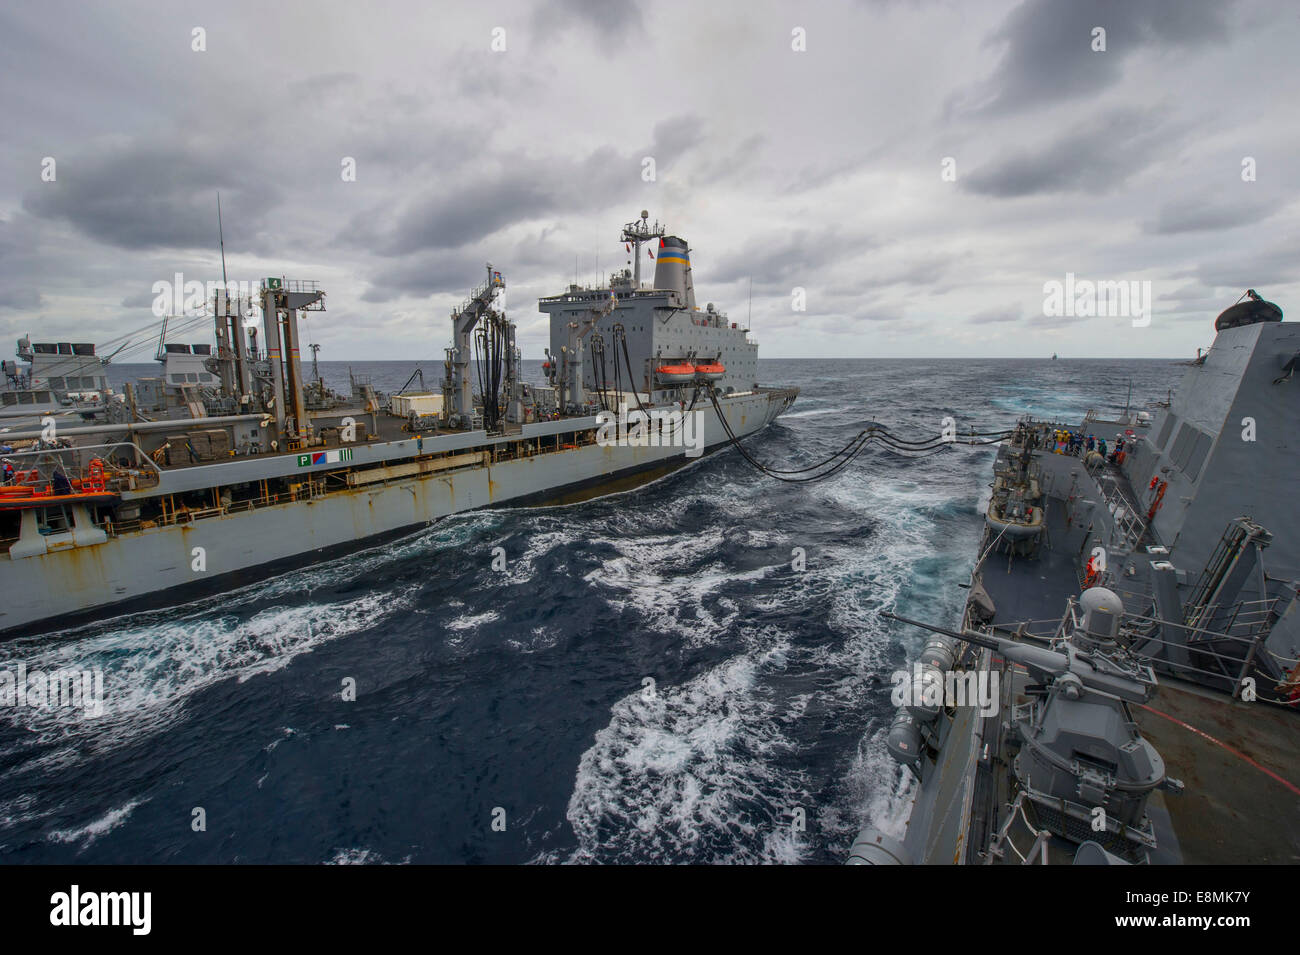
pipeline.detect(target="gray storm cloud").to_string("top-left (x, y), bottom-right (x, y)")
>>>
top-left (1, 0), bottom-right (1296, 360)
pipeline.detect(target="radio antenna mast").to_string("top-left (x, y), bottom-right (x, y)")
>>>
top-left (217, 192), bottom-right (229, 289)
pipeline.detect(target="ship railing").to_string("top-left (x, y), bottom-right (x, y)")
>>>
top-left (982, 583), bottom-right (1296, 702)
top-left (964, 612), bottom-right (1060, 645)
top-left (0, 442), bottom-right (161, 493)
top-left (983, 790), bottom-right (1056, 865)
top-left (1083, 408), bottom-right (1132, 427)
top-left (265, 279), bottom-right (321, 294)
top-left (1023, 583), bottom-right (1296, 699)
top-left (1019, 574), bottom-right (1294, 686)
top-left (456, 274), bottom-right (504, 315)
top-left (109, 473), bottom-right (330, 535)
top-left (1090, 469), bottom-right (1147, 551)
top-left (1053, 599), bottom-right (1082, 641)
top-left (1110, 599), bottom-right (1297, 699)
top-left (1185, 594), bottom-right (1280, 636)
top-left (995, 617), bottom-right (1067, 643)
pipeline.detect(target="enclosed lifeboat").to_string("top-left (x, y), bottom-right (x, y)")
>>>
top-left (694, 361), bottom-right (725, 382)
top-left (655, 362), bottom-right (696, 384)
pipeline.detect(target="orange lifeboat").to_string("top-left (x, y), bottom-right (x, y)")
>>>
top-left (655, 362), bottom-right (696, 384)
top-left (0, 458), bottom-right (119, 510)
top-left (694, 361), bottom-right (725, 381)
top-left (0, 487), bottom-right (120, 509)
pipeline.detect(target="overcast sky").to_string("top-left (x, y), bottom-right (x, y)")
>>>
top-left (2, 0), bottom-right (1297, 362)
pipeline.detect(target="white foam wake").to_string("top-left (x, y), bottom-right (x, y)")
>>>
top-left (563, 644), bottom-right (811, 864)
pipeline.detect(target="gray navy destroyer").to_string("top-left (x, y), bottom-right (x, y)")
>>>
top-left (0, 213), bottom-right (796, 636)
top-left (851, 291), bottom-right (1300, 865)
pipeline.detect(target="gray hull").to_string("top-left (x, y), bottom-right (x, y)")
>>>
top-left (1, 390), bottom-right (791, 636)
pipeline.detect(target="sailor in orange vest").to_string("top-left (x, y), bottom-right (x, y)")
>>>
top-left (1084, 552), bottom-right (1103, 588)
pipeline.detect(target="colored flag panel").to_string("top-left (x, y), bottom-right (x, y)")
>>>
top-left (297, 448), bottom-right (355, 467)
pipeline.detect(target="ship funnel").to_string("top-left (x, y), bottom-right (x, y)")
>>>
top-left (653, 236), bottom-right (696, 310)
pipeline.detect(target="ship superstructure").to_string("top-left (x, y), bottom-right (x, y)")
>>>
top-left (541, 213), bottom-right (759, 411)
top-left (0, 215), bottom-right (797, 635)
top-left (0, 337), bottom-right (116, 417)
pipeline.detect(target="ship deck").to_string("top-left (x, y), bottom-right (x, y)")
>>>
top-left (978, 498), bottom-right (1082, 628)
top-left (974, 658), bottom-right (1300, 864)
top-left (45, 386), bottom-right (785, 475)
top-left (1132, 679), bottom-right (1300, 864)
top-left (143, 405), bottom-right (481, 470)
top-left (967, 451), bottom-right (1300, 865)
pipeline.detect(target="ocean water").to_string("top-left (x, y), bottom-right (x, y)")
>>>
top-left (0, 358), bottom-right (1183, 864)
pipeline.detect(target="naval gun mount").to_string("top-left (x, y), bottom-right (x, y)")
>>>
top-left (860, 588), bottom-right (1184, 864)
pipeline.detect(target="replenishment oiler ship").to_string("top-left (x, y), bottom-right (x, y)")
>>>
top-left (0, 213), bottom-right (796, 636)
top-left (852, 291), bottom-right (1300, 865)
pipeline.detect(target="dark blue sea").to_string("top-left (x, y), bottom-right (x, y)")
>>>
top-left (0, 358), bottom-right (1184, 864)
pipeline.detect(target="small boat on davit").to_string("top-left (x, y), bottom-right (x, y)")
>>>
top-left (0, 457), bottom-right (120, 509)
